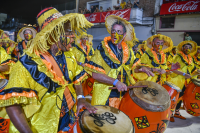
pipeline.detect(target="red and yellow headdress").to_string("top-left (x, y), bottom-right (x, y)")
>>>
top-left (25, 7), bottom-right (93, 55)
top-left (177, 40), bottom-right (197, 56)
top-left (146, 34), bottom-right (173, 53)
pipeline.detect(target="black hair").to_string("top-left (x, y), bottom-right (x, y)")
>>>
top-left (111, 21), bottom-right (126, 34)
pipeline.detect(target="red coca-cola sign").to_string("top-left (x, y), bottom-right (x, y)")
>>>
top-left (84, 9), bottom-right (131, 23)
top-left (160, 1), bottom-right (200, 15)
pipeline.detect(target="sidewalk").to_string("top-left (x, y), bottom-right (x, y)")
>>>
top-left (165, 110), bottom-right (200, 133)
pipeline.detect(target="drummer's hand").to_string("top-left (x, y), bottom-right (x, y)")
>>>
top-left (81, 63), bottom-right (85, 67)
top-left (171, 62), bottom-right (180, 70)
top-left (156, 69), bottom-right (166, 74)
top-left (139, 67), bottom-right (154, 77)
top-left (197, 69), bottom-right (200, 74)
top-left (184, 73), bottom-right (192, 79)
top-left (77, 98), bottom-right (97, 115)
top-left (115, 81), bottom-right (127, 92)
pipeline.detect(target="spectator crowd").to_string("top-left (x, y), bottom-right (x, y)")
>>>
top-left (78, 0), bottom-right (140, 14)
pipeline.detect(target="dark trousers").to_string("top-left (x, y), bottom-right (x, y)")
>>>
top-left (176, 85), bottom-right (186, 110)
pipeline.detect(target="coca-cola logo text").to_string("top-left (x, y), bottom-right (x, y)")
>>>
top-left (103, 9), bottom-right (130, 20)
top-left (86, 14), bottom-right (97, 22)
top-left (168, 1), bottom-right (200, 12)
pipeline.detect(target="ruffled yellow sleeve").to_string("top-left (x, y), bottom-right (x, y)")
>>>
top-left (136, 51), bottom-right (142, 59)
top-left (64, 51), bottom-right (87, 85)
top-left (0, 61), bottom-right (41, 119)
top-left (167, 54), bottom-right (173, 67)
top-left (71, 47), bottom-right (85, 63)
top-left (0, 47), bottom-right (11, 64)
top-left (84, 49), bottom-right (106, 75)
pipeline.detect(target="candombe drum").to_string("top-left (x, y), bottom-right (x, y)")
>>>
top-left (162, 81), bottom-right (181, 115)
top-left (183, 78), bottom-right (200, 116)
top-left (74, 105), bottom-right (134, 133)
top-left (0, 79), bottom-right (8, 92)
top-left (119, 81), bottom-right (171, 133)
top-left (0, 79), bottom-right (10, 133)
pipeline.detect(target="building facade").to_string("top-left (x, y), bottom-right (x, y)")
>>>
top-left (155, 0), bottom-right (200, 45)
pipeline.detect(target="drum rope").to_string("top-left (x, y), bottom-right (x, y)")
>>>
top-left (192, 86), bottom-right (197, 93)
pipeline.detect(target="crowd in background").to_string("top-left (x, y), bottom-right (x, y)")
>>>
top-left (78, 0), bottom-right (140, 14)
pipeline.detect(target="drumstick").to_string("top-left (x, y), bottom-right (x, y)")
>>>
top-left (166, 68), bottom-right (178, 72)
top-left (109, 85), bottom-right (148, 90)
top-left (192, 74), bottom-right (200, 77)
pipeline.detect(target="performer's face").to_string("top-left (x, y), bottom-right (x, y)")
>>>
top-left (111, 24), bottom-right (125, 45)
top-left (182, 44), bottom-right (192, 55)
top-left (24, 30), bottom-right (33, 41)
top-left (152, 38), bottom-right (164, 53)
top-left (59, 34), bottom-right (75, 51)
top-left (81, 36), bottom-right (89, 45)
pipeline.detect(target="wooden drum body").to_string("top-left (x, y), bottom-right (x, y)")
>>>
top-left (183, 79), bottom-right (200, 116)
top-left (119, 81), bottom-right (171, 133)
top-left (76, 105), bottom-right (134, 133)
top-left (0, 79), bottom-right (8, 92)
top-left (163, 81), bottom-right (181, 115)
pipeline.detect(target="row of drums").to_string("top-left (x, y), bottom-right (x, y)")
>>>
top-left (72, 79), bottom-right (200, 133)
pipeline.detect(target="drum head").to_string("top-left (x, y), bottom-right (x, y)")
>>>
top-left (0, 79), bottom-right (8, 90)
top-left (79, 105), bottom-right (134, 133)
top-left (164, 81), bottom-right (181, 92)
top-left (129, 81), bottom-right (170, 112)
top-left (192, 78), bottom-right (200, 86)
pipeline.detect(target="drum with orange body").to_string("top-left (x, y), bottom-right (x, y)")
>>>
top-left (72, 105), bottom-right (134, 133)
top-left (183, 78), bottom-right (200, 116)
top-left (119, 81), bottom-right (171, 133)
top-left (0, 79), bottom-right (10, 132)
top-left (0, 79), bottom-right (8, 92)
top-left (162, 81), bottom-right (181, 115)
top-left (82, 77), bottom-right (95, 96)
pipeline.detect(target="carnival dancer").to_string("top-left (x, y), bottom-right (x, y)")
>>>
top-left (135, 40), bottom-right (146, 59)
top-left (133, 34), bottom-right (180, 85)
top-left (0, 7), bottom-right (97, 133)
top-left (84, 15), bottom-right (153, 109)
top-left (193, 46), bottom-right (200, 70)
top-left (168, 41), bottom-right (200, 122)
top-left (14, 26), bottom-right (37, 58)
top-left (0, 30), bottom-right (16, 132)
top-left (0, 29), bottom-right (16, 57)
top-left (72, 32), bottom-right (94, 96)
top-left (167, 46), bottom-right (177, 67)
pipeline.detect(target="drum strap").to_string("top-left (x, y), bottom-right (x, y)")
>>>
top-left (22, 40), bottom-right (27, 49)
top-left (41, 52), bottom-right (74, 110)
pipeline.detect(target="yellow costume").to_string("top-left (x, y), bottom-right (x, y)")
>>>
top-left (133, 34), bottom-right (173, 85)
top-left (0, 29), bottom-right (16, 57)
top-left (72, 32), bottom-right (94, 71)
top-left (84, 15), bottom-right (138, 106)
top-left (72, 33), bottom-right (95, 96)
top-left (193, 46), bottom-right (200, 69)
top-left (167, 46), bottom-right (177, 67)
top-left (168, 41), bottom-right (197, 90)
top-left (120, 2), bottom-right (126, 9)
top-left (0, 7), bottom-right (93, 133)
top-left (14, 27), bottom-right (37, 59)
top-left (135, 41), bottom-right (146, 59)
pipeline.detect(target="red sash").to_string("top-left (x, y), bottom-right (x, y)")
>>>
top-left (41, 52), bottom-right (74, 110)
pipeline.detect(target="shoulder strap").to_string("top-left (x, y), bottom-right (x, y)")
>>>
top-left (41, 52), bottom-right (74, 110)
